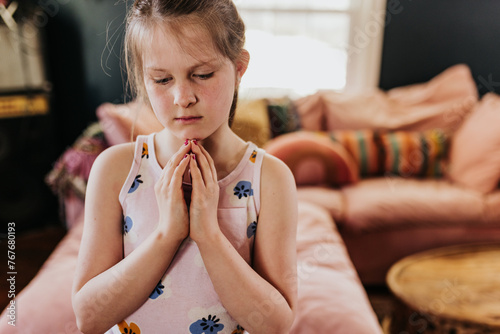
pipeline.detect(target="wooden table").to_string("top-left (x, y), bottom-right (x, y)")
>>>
top-left (387, 243), bottom-right (500, 334)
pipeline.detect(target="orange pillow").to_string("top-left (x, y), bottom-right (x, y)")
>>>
top-left (264, 132), bottom-right (359, 187)
top-left (448, 93), bottom-right (500, 193)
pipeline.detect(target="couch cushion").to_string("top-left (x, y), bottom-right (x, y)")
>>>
top-left (0, 214), bottom-right (84, 334)
top-left (297, 186), bottom-right (345, 224)
top-left (448, 93), bottom-right (500, 194)
top-left (291, 201), bottom-right (382, 334)
top-left (341, 178), bottom-right (486, 233)
top-left (295, 64), bottom-right (478, 133)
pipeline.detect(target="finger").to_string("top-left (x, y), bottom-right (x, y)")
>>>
top-left (195, 142), bottom-right (218, 180)
top-left (191, 143), bottom-right (216, 183)
top-left (168, 153), bottom-right (191, 189)
top-left (161, 141), bottom-right (192, 184)
top-left (189, 153), bottom-right (205, 187)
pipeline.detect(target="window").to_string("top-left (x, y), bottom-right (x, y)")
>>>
top-left (235, 0), bottom-right (386, 98)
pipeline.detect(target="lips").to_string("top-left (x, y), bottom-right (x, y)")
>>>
top-left (175, 116), bottom-right (203, 124)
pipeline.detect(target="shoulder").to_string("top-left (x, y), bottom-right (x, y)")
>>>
top-left (260, 153), bottom-right (297, 206)
top-left (261, 153), bottom-right (296, 190)
top-left (88, 142), bottom-right (136, 194)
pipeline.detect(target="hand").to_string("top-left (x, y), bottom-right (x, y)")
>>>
top-left (188, 142), bottom-right (221, 243)
top-left (154, 141), bottom-right (192, 241)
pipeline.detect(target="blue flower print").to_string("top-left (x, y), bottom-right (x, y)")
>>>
top-left (233, 181), bottom-right (253, 199)
top-left (189, 314), bottom-right (224, 334)
top-left (128, 174), bottom-right (143, 193)
top-left (247, 221), bottom-right (257, 238)
top-left (149, 280), bottom-right (164, 299)
top-left (123, 216), bottom-right (133, 235)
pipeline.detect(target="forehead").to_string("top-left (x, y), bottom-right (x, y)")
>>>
top-left (142, 22), bottom-right (223, 69)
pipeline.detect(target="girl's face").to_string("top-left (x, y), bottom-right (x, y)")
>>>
top-left (143, 24), bottom-right (247, 142)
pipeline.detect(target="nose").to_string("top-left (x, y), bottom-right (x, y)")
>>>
top-left (173, 81), bottom-right (197, 108)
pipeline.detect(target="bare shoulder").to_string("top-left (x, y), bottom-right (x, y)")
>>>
top-left (88, 142), bottom-right (136, 192)
top-left (260, 153), bottom-right (297, 222)
top-left (261, 153), bottom-right (296, 195)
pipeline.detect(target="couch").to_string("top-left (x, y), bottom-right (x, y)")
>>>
top-left (2, 64), bottom-right (500, 333)
top-left (268, 64), bottom-right (500, 285)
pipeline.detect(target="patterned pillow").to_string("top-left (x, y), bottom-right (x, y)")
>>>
top-left (45, 122), bottom-right (109, 200)
top-left (329, 129), bottom-right (449, 178)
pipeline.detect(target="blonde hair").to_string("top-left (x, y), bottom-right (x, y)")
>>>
top-left (124, 0), bottom-right (246, 125)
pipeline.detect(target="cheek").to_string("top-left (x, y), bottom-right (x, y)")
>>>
top-left (145, 86), bottom-right (172, 121)
top-left (208, 78), bottom-right (235, 109)
top-left (147, 85), bottom-right (170, 106)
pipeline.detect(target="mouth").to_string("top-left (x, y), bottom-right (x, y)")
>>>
top-left (175, 116), bottom-right (203, 124)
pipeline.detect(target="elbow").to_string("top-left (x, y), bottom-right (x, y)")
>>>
top-left (74, 311), bottom-right (111, 334)
top-left (72, 294), bottom-right (110, 334)
top-left (74, 310), bottom-right (92, 334)
top-left (73, 304), bottom-right (96, 334)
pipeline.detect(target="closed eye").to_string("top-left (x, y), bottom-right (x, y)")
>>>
top-left (194, 72), bottom-right (214, 80)
top-left (154, 77), bottom-right (172, 85)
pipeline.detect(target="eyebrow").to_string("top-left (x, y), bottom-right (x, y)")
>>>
top-left (146, 59), bottom-right (221, 72)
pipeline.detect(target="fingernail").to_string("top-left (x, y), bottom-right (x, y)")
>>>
top-left (192, 139), bottom-right (198, 145)
top-left (192, 154), bottom-right (196, 160)
top-left (184, 154), bottom-right (188, 159)
top-left (184, 139), bottom-right (189, 146)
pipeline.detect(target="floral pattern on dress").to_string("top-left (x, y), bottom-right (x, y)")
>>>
top-left (142, 143), bottom-right (149, 159)
top-left (123, 216), bottom-right (133, 235)
top-left (246, 221), bottom-right (257, 238)
top-left (232, 325), bottom-right (245, 334)
top-left (118, 320), bottom-right (141, 334)
top-left (189, 314), bottom-right (224, 334)
top-left (249, 150), bottom-right (257, 163)
top-left (128, 175), bottom-right (143, 193)
top-left (233, 181), bottom-right (253, 199)
top-left (149, 279), bottom-right (164, 299)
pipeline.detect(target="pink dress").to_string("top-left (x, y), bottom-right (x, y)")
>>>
top-left (107, 133), bottom-right (264, 334)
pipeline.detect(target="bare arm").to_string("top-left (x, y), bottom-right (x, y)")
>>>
top-left (189, 144), bottom-right (298, 333)
top-left (72, 142), bottom-right (193, 333)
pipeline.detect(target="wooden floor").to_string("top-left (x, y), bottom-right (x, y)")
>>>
top-left (0, 225), bottom-right (66, 310)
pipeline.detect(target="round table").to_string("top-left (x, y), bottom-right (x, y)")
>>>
top-left (387, 243), bottom-right (500, 334)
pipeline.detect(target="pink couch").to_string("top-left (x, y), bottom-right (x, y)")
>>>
top-left (266, 64), bottom-right (500, 284)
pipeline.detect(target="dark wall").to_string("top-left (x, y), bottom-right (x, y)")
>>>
top-left (380, 0), bottom-right (500, 96)
top-left (45, 0), bottom-right (129, 150)
top-left (0, 1), bottom-right (129, 233)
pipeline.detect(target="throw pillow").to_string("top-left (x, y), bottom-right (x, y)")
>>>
top-left (264, 131), bottom-right (359, 187)
top-left (448, 93), bottom-right (500, 194)
top-left (296, 64), bottom-right (478, 133)
top-left (329, 129), bottom-right (449, 178)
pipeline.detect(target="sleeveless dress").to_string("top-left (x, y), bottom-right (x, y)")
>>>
top-left (106, 133), bottom-right (264, 334)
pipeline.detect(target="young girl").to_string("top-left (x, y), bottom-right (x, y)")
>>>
top-left (72, 0), bottom-right (297, 333)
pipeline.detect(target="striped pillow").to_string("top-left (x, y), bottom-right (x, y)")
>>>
top-left (329, 129), bottom-right (449, 178)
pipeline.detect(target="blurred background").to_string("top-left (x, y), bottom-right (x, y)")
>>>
top-left (1, 0), bottom-right (500, 234)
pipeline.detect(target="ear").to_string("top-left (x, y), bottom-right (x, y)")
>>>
top-left (235, 49), bottom-right (250, 82)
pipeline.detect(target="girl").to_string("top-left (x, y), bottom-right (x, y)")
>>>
top-left (72, 0), bottom-right (297, 333)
